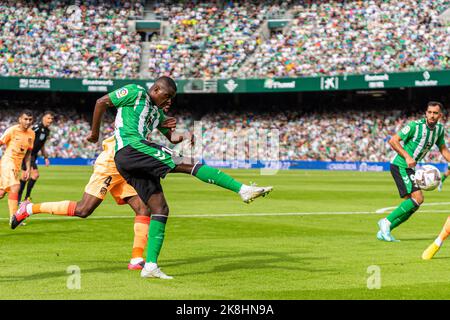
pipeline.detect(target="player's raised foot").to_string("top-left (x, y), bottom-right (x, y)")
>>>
top-left (141, 263), bottom-right (173, 279)
top-left (422, 242), bottom-right (441, 260)
top-left (438, 181), bottom-right (443, 192)
top-left (128, 258), bottom-right (145, 270)
top-left (239, 184), bottom-right (273, 203)
top-left (11, 200), bottom-right (31, 230)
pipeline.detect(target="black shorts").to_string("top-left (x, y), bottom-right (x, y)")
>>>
top-left (21, 154), bottom-right (38, 171)
top-left (390, 164), bottom-right (420, 198)
top-left (114, 140), bottom-right (176, 204)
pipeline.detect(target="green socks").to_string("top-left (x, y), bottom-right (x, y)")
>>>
top-left (146, 216), bottom-right (167, 263)
top-left (442, 174), bottom-right (448, 183)
top-left (194, 165), bottom-right (242, 193)
top-left (387, 198), bottom-right (420, 230)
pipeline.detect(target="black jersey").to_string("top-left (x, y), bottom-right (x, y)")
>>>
top-left (31, 123), bottom-right (50, 156)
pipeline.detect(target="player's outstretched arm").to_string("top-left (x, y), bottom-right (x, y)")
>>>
top-left (439, 145), bottom-right (450, 162)
top-left (87, 94), bottom-right (114, 143)
top-left (389, 134), bottom-right (416, 168)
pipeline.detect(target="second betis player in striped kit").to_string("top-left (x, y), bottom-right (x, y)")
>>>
top-left (377, 101), bottom-right (450, 242)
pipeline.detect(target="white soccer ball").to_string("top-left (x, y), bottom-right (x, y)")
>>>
top-left (414, 165), bottom-right (441, 191)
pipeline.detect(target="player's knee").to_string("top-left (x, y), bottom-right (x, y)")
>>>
top-left (76, 204), bottom-right (95, 218)
top-left (412, 193), bottom-right (424, 205)
top-left (154, 204), bottom-right (169, 217)
top-left (31, 174), bottom-right (39, 180)
top-left (136, 205), bottom-right (149, 216)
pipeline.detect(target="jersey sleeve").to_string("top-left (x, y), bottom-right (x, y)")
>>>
top-left (0, 127), bottom-right (13, 145)
top-left (397, 121), bottom-right (416, 142)
top-left (108, 84), bottom-right (138, 108)
top-left (157, 109), bottom-right (170, 135)
top-left (435, 126), bottom-right (446, 148)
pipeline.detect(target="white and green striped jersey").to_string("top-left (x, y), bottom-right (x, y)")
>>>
top-left (108, 84), bottom-right (168, 152)
top-left (391, 118), bottom-right (445, 168)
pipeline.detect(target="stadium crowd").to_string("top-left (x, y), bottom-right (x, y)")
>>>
top-left (0, 0), bottom-right (143, 79)
top-left (147, 1), bottom-right (271, 79)
top-left (0, 0), bottom-right (448, 80)
top-left (240, 0), bottom-right (450, 78)
top-left (0, 108), bottom-right (448, 163)
top-left (145, 0), bottom-right (449, 79)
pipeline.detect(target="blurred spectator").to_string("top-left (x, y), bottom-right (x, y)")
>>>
top-left (241, 0), bottom-right (449, 78)
top-left (0, 107), bottom-right (448, 164)
top-left (0, 0), bottom-right (143, 78)
top-left (146, 1), bottom-right (273, 79)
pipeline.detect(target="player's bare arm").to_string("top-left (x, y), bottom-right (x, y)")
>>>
top-left (41, 145), bottom-right (50, 166)
top-left (389, 134), bottom-right (416, 168)
top-left (87, 94), bottom-right (114, 143)
top-left (161, 117), bottom-right (184, 144)
top-left (439, 144), bottom-right (450, 163)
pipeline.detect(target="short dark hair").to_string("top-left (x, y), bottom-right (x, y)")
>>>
top-left (42, 110), bottom-right (55, 118)
top-left (19, 109), bottom-right (33, 117)
top-left (427, 101), bottom-right (444, 111)
top-left (155, 76), bottom-right (177, 92)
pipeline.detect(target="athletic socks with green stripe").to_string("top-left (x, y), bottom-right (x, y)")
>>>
top-left (386, 198), bottom-right (420, 230)
top-left (193, 164), bottom-right (243, 193)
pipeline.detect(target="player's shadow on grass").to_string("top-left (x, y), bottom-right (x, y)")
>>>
top-left (0, 230), bottom-right (82, 238)
top-left (396, 237), bottom-right (436, 241)
top-left (0, 265), bottom-right (125, 283)
top-left (425, 256), bottom-right (450, 260)
top-left (162, 251), bottom-right (334, 276)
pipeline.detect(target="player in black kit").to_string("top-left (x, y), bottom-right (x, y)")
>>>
top-left (18, 111), bottom-right (55, 202)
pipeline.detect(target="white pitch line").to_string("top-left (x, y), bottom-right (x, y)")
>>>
top-left (375, 202), bottom-right (450, 214)
top-left (0, 211), bottom-right (374, 221)
top-left (0, 209), bottom-right (450, 221)
top-left (0, 209), bottom-right (449, 222)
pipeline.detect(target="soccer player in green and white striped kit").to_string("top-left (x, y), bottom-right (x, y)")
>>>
top-left (87, 76), bottom-right (272, 279)
top-left (377, 101), bottom-right (450, 242)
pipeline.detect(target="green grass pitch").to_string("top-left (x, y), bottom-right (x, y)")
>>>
top-left (1, 167), bottom-right (450, 299)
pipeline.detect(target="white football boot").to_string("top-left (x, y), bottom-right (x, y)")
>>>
top-left (141, 263), bottom-right (173, 279)
top-left (239, 184), bottom-right (273, 203)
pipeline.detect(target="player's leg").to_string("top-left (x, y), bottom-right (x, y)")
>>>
top-left (172, 162), bottom-right (273, 203)
top-left (389, 191), bottom-right (423, 230)
top-left (378, 165), bottom-right (421, 242)
top-left (11, 193), bottom-right (104, 229)
top-left (2, 162), bottom-right (21, 225)
top-left (422, 216), bottom-right (450, 260)
top-left (141, 191), bottom-right (172, 279)
top-left (115, 143), bottom-right (173, 278)
top-left (7, 184), bottom-right (20, 225)
top-left (24, 163), bottom-right (39, 200)
top-left (124, 195), bottom-right (150, 270)
top-left (111, 181), bottom-right (151, 270)
top-left (438, 169), bottom-right (450, 192)
top-left (18, 160), bottom-right (28, 202)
